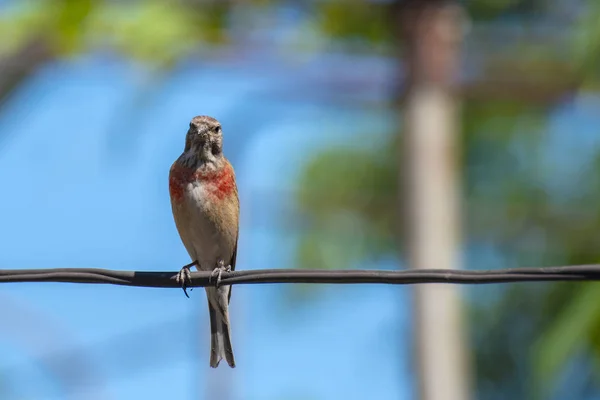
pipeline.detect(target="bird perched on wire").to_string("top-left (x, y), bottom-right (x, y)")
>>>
top-left (169, 115), bottom-right (239, 368)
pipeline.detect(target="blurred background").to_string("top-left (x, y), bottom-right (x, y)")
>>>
top-left (0, 0), bottom-right (599, 399)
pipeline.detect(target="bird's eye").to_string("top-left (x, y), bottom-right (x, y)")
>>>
top-left (215, 126), bottom-right (221, 134)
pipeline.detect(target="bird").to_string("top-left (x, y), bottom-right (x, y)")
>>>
top-left (168, 115), bottom-right (239, 368)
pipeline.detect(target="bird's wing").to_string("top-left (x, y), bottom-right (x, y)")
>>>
top-left (228, 164), bottom-right (240, 273)
top-left (227, 234), bottom-right (237, 303)
top-left (230, 234), bottom-right (238, 272)
top-left (227, 180), bottom-right (239, 304)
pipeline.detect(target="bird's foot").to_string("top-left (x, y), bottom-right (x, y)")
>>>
top-left (176, 261), bottom-right (197, 298)
top-left (209, 260), bottom-right (231, 288)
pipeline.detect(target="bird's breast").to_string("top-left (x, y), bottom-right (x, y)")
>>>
top-left (169, 161), bottom-right (236, 204)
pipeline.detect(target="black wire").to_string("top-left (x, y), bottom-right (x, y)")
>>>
top-left (0, 265), bottom-right (600, 287)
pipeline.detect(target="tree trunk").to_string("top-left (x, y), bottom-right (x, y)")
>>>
top-left (399, 2), bottom-right (471, 399)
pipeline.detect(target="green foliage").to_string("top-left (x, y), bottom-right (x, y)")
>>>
top-left (296, 140), bottom-right (398, 270)
top-left (317, 1), bottom-right (390, 49)
top-left (572, 0), bottom-right (600, 88)
top-left (470, 281), bottom-right (582, 400)
top-left (467, 0), bottom-right (540, 20)
top-left (0, 0), bottom-right (96, 55)
top-left (0, 2), bottom-right (50, 55)
top-left (86, 1), bottom-right (205, 68)
top-left (533, 283), bottom-right (600, 397)
top-left (462, 101), bottom-right (548, 248)
top-left (0, 0), bottom-right (234, 70)
top-left (52, 0), bottom-right (95, 54)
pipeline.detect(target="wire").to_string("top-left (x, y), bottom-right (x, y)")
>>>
top-left (1, 265), bottom-right (600, 287)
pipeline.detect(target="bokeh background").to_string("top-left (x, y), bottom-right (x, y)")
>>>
top-left (1, 0), bottom-right (599, 399)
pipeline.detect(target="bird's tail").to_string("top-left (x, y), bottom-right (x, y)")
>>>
top-left (206, 287), bottom-right (235, 368)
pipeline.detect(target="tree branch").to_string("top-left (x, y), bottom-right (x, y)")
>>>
top-left (0, 36), bottom-right (53, 105)
top-left (1, 265), bottom-right (600, 288)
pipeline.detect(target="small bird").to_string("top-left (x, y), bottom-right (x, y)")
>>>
top-left (169, 115), bottom-right (239, 368)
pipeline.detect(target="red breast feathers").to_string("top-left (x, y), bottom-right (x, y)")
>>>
top-left (169, 159), bottom-right (237, 204)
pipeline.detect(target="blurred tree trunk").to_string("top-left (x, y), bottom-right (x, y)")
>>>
top-left (398, 1), bottom-right (471, 399)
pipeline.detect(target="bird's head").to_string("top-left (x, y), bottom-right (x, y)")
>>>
top-left (183, 115), bottom-right (224, 166)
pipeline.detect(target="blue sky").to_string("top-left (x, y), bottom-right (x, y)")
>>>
top-left (0, 56), bottom-right (411, 400)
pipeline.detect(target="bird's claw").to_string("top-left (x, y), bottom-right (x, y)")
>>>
top-left (209, 260), bottom-right (231, 289)
top-left (176, 261), bottom-right (196, 298)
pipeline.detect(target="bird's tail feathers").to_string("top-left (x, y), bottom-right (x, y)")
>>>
top-left (207, 288), bottom-right (235, 368)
